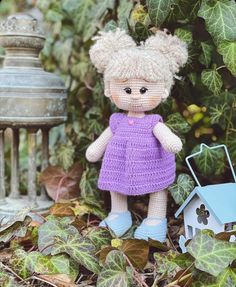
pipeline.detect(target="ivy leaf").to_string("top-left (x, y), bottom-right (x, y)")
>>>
top-left (71, 201), bottom-right (106, 219)
top-left (217, 268), bottom-right (236, 286)
top-left (187, 232), bottom-right (236, 276)
top-left (199, 42), bottom-right (214, 67)
top-left (0, 263), bottom-right (20, 287)
top-left (134, 22), bottom-right (152, 42)
top-left (38, 216), bottom-right (78, 255)
top-left (117, 0), bottom-right (133, 31)
top-left (74, 0), bottom-right (95, 34)
top-left (40, 161), bottom-right (83, 202)
top-left (83, 227), bottom-right (112, 251)
top-left (174, 28), bottom-right (193, 46)
top-left (0, 208), bottom-right (32, 243)
top-left (51, 233), bottom-right (101, 274)
top-left (192, 270), bottom-right (218, 287)
top-left (209, 103), bottom-right (229, 128)
top-left (201, 69), bottom-right (223, 95)
top-left (168, 173), bottom-right (194, 205)
top-left (121, 239), bottom-right (149, 269)
top-left (97, 250), bottom-right (133, 287)
top-left (46, 10), bottom-right (63, 22)
top-left (154, 250), bottom-right (179, 277)
top-left (217, 40), bottom-right (236, 76)
top-left (49, 202), bottom-right (75, 217)
top-left (79, 168), bottom-right (103, 209)
top-left (191, 144), bottom-right (225, 176)
top-left (147, 0), bottom-right (174, 26)
top-left (10, 250), bottom-right (78, 281)
top-left (166, 112), bottom-right (191, 135)
top-left (198, 0), bottom-right (236, 44)
top-left (50, 141), bottom-right (75, 171)
top-left (172, 252), bottom-right (195, 269)
top-left (10, 249), bottom-right (35, 279)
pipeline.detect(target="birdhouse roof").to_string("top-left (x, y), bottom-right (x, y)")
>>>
top-left (175, 182), bottom-right (236, 225)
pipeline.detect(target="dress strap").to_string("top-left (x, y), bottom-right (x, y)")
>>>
top-left (151, 114), bottom-right (163, 129)
top-left (109, 113), bottom-right (125, 134)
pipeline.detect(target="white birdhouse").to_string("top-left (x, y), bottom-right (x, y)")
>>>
top-left (175, 144), bottom-right (236, 251)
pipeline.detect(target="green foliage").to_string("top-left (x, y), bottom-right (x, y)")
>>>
top-left (187, 232), bottom-right (236, 276)
top-left (201, 68), bottom-right (223, 95)
top-left (1, 0), bottom-right (236, 285)
top-left (51, 233), bottom-right (101, 274)
top-left (217, 41), bottom-right (236, 76)
top-left (198, 0), bottom-right (236, 44)
top-left (97, 250), bottom-right (133, 287)
top-left (168, 173), bottom-right (195, 205)
top-left (147, 0), bottom-right (174, 26)
top-left (0, 205), bottom-right (236, 285)
top-left (191, 144), bottom-right (226, 176)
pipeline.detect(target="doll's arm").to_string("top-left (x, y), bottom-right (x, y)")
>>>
top-left (153, 122), bottom-right (182, 153)
top-left (85, 127), bottom-right (113, 162)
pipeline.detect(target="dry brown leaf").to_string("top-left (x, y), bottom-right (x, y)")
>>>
top-left (50, 203), bottom-right (75, 217)
top-left (40, 162), bottom-right (83, 202)
top-left (37, 274), bottom-right (77, 287)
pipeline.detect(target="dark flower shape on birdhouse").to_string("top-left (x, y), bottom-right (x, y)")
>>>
top-left (196, 204), bottom-right (210, 225)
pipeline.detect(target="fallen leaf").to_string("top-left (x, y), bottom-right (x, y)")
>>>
top-left (40, 162), bottom-right (83, 201)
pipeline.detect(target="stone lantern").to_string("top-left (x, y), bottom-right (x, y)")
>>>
top-left (0, 14), bottom-right (67, 217)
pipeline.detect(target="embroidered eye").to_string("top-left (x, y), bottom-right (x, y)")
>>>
top-left (140, 87), bottom-right (148, 94)
top-left (124, 87), bottom-right (132, 94)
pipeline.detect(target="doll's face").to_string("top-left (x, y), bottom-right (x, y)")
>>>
top-left (109, 78), bottom-right (166, 112)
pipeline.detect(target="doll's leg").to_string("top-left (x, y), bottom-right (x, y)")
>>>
top-left (110, 191), bottom-right (128, 212)
top-left (99, 191), bottom-right (132, 237)
top-left (134, 190), bottom-right (168, 242)
top-left (147, 190), bottom-right (167, 224)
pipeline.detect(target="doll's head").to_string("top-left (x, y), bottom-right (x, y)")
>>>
top-left (89, 29), bottom-right (188, 112)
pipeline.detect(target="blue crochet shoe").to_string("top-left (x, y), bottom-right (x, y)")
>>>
top-left (134, 217), bottom-right (167, 242)
top-left (99, 211), bottom-right (132, 237)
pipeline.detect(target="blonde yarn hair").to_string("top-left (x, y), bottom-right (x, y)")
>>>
top-left (89, 28), bottom-right (188, 98)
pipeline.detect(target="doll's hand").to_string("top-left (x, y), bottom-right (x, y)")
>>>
top-left (153, 122), bottom-right (183, 154)
top-left (161, 135), bottom-right (182, 153)
top-left (85, 127), bottom-right (113, 162)
top-left (85, 144), bottom-right (102, 162)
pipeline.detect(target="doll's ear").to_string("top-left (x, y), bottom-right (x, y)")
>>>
top-left (89, 28), bottom-right (136, 73)
top-left (145, 30), bottom-right (188, 74)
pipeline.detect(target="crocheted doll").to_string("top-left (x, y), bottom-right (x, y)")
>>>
top-left (86, 29), bottom-right (188, 242)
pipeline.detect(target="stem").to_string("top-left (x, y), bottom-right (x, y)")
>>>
top-left (2, 263), bottom-right (24, 282)
top-left (151, 273), bottom-right (166, 287)
top-left (167, 232), bottom-right (177, 251)
top-left (166, 273), bottom-right (192, 287)
top-left (225, 104), bottom-right (234, 144)
top-left (31, 275), bottom-right (58, 287)
top-left (124, 254), bottom-right (149, 287)
top-left (176, 263), bottom-right (193, 285)
top-left (55, 175), bottom-right (68, 202)
top-left (216, 65), bottom-right (226, 71)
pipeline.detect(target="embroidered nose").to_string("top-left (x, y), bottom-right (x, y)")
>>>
top-left (131, 93), bottom-right (140, 100)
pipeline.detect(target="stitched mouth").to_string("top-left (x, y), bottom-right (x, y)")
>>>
top-left (130, 102), bottom-right (142, 107)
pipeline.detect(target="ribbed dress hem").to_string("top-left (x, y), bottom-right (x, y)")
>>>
top-left (97, 177), bottom-right (175, 196)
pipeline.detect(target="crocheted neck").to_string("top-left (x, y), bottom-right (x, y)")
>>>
top-left (127, 111), bottom-right (146, 118)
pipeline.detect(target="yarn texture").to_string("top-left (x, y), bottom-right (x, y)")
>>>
top-left (98, 113), bottom-right (176, 196)
top-left (86, 28), bottom-right (188, 240)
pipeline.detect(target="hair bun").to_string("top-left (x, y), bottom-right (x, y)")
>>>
top-left (89, 28), bottom-right (136, 73)
top-left (145, 30), bottom-right (188, 74)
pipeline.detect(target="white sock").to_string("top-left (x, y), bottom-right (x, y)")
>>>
top-left (146, 190), bottom-right (167, 226)
top-left (107, 191), bottom-right (128, 220)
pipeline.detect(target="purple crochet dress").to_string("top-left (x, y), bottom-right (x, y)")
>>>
top-left (98, 113), bottom-right (176, 196)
